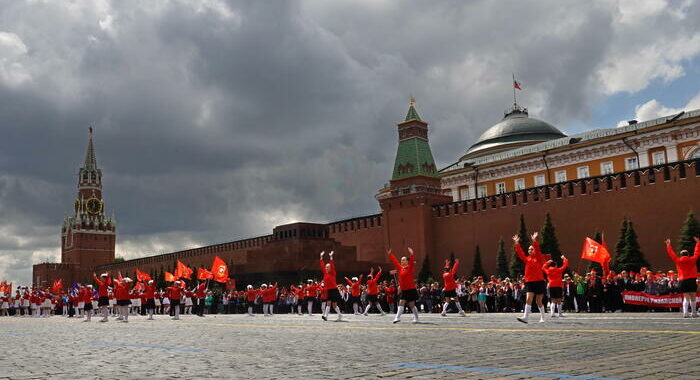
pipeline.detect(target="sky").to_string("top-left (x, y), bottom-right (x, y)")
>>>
top-left (1, 0), bottom-right (700, 285)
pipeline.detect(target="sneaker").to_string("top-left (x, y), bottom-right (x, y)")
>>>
top-left (321, 315), bottom-right (327, 321)
top-left (363, 312), bottom-right (368, 316)
top-left (392, 318), bottom-right (400, 324)
top-left (683, 314), bottom-right (691, 318)
top-left (412, 319), bottom-right (419, 324)
top-left (99, 318), bottom-right (108, 323)
top-left (122, 320), bottom-right (129, 323)
top-left (558, 314), bottom-right (564, 318)
top-left (516, 317), bottom-right (528, 324)
top-left (459, 311), bottom-right (466, 317)
top-left (336, 314), bottom-right (342, 321)
top-left (440, 312), bottom-right (447, 317)
top-left (551, 315), bottom-right (557, 318)
top-left (82, 320), bottom-right (90, 322)
top-left (380, 313), bottom-right (386, 316)
top-left (539, 318), bottom-right (545, 323)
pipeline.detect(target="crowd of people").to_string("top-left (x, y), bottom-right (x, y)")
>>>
top-left (2, 236), bottom-right (698, 322)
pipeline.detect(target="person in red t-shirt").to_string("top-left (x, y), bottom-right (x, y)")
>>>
top-left (514, 232), bottom-right (548, 324)
top-left (320, 251), bottom-right (343, 321)
top-left (144, 280), bottom-right (156, 320)
top-left (344, 274), bottom-right (364, 315)
top-left (441, 258), bottom-right (466, 317)
top-left (385, 282), bottom-right (397, 313)
top-left (388, 247), bottom-right (419, 324)
top-left (542, 256), bottom-right (568, 318)
top-left (114, 277), bottom-right (133, 323)
top-left (195, 282), bottom-right (207, 317)
top-left (363, 267), bottom-right (385, 316)
top-left (82, 285), bottom-right (94, 322)
top-left (261, 283), bottom-right (278, 316)
top-left (93, 272), bottom-right (112, 322)
top-left (245, 285), bottom-right (258, 316)
top-left (166, 281), bottom-right (183, 320)
top-left (289, 284), bottom-right (305, 315)
top-left (666, 237), bottom-right (700, 317)
top-left (303, 280), bottom-right (318, 316)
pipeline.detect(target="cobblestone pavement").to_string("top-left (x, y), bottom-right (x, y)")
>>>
top-left (1, 312), bottom-right (699, 379)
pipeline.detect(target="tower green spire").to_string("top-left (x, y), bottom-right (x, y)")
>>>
top-left (391, 98), bottom-right (438, 180)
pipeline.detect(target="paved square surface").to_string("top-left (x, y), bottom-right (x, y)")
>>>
top-left (1, 312), bottom-right (699, 379)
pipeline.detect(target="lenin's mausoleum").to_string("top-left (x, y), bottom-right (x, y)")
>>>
top-left (33, 100), bottom-right (700, 286)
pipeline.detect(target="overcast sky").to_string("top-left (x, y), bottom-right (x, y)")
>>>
top-left (1, 0), bottom-right (700, 285)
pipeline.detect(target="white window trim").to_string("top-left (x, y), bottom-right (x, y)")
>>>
top-left (652, 151), bottom-right (666, 166)
top-left (496, 182), bottom-right (506, 194)
top-left (577, 165), bottom-right (590, 179)
top-left (514, 178), bottom-right (525, 190)
top-left (625, 157), bottom-right (639, 171)
top-left (600, 161), bottom-right (614, 175)
top-left (534, 174), bottom-right (545, 187)
top-left (555, 170), bottom-right (567, 183)
top-left (477, 185), bottom-right (487, 198)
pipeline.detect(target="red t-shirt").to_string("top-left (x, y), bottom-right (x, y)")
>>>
top-left (389, 253), bottom-right (416, 291)
top-left (366, 270), bottom-right (382, 295)
top-left (667, 243), bottom-right (700, 281)
top-left (443, 262), bottom-right (459, 291)
top-left (543, 257), bottom-right (569, 288)
top-left (320, 259), bottom-right (337, 290)
top-left (515, 241), bottom-right (546, 282)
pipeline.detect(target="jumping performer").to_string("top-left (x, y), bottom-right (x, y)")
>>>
top-left (166, 281), bottom-right (182, 320)
top-left (82, 285), bottom-right (94, 322)
top-left (290, 284), bottom-right (304, 315)
top-left (261, 283), bottom-right (278, 316)
top-left (665, 237), bottom-right (700, 317)
top-left (514, 232), bottom-right (548, 324)
top-left (542, 255), bottom-right (569, 318)
top-left (144, 280), bottom-right (156, 320)
top-left (441, 258), bottom-right (466, 317)
top-left (320, 251), bottom-right (343, 321)
top-left (245, 285), bottom-right (257, 316)
top-left (115, 277), bottom-right (133, 322)
top-left (388, 247), bottom-right (420, 324)
top-left (303, 280), bottom-right (318, 316)
top-left (344, 275), bottom-right (364, 315)
top-left (363, 267), bottom-right (385, 316)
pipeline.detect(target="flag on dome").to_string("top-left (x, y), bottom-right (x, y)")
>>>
top-left (513, 79), bottom-right (522, 90)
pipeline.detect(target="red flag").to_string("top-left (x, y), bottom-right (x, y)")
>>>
top-left (133, 282), bottom-right (145, 291)
top-left (164, 271), bottom-right (176, 282)
top-left (0, 281), bottom-right (6, 293)
top-left (513, 80), bottom-right (522, 90)
top-left (175, 260), bottom-right (193, 280)
top-left (6, 283), bottom-right (11, 294)
top-left (135, 269), bottom-right (152, 282)
top-left (226, 278), bottom-right (236, 290)
top-left (211, 256), bottom-right (229, 283)
top-left (51, 279), bottom-right (63, 294)
top-left (197, 268), bottom-right (213, 280)
top-left (581, 237), bottom-right (611, 264)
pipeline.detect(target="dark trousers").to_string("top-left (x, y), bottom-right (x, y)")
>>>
top-left (197, 298), bottom-right (205, 316)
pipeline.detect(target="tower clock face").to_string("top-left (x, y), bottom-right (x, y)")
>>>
top-left (86, 197), bottom-right (103, 215)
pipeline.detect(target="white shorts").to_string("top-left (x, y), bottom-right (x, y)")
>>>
top-left (92, 301), bottom-right (98, 309)
top-left (155, 299), bottom-right (161, 306)
top-left (22, 300), bottom-right (30, 307)
top-left (185, 298), bottom-right (193, 306)
top-left (132, 299), bottom-right (141, 307)
top-left (42, 300), bottom-right (52, 308)
top-left (109, 299), bottom-right (116, 306)
top-left (14, 300), bottom-right (20, 307)
top-left (77, 302), bottom-right (85, 309)
top-left (1, 302), bottom-right (8, 309)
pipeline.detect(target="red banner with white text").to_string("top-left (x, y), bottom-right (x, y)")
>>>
top-left (622, 291), bottom-right (700, 308)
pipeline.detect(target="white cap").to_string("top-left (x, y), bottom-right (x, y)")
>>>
top-left (352, 277), bottom-right (358, 281)
top-left (247, 285), bottom-right (253, 289)
top-left (87, 285), bottom-right (93, 288)
top-left (174, 280), bottom-right (181, 284)
top-left (148, 280), bottom-right (154, 284)
top-left (261, 284), bottom-right (267, 288)
top-left (101, 273), bottom-right (108, 277)
top-left (123, 277), bottom-right (132, 283)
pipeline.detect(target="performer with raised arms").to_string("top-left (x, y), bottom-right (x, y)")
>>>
top-left (542, 255), bottom-right (568, 318)
top-left (441, 258), bottom-right (466, 317)
top-left (665, 237), bottom-right (700, 318)
top-left (363, 267), bottom-right (385, 316)
top-left (514, 232), bottom-right (548, 324)
top-left (388, 247), bottom-right (420, 324)
top-left (320, 251), bottom-right (343, 321)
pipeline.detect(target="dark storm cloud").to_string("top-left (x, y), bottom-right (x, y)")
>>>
top-left (1, 0), bottom-right (699, 284)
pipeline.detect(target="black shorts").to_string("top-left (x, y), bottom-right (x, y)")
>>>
top-left (444, 289), bottom-right (457, 298)
top-left (525, 281), bottom-right (546, 295)
top-left (367, 294), bottom-right (378, 303)
top-left (348, 295), bottom-right (360, 304)
top-left (84, 303), bottom-right (93, 311)
top-left (97, 296), bottom-right (109, 307)
top-left (549, 287), bottom-right (563, 299)
top-left (304, 296), bottom-right (314, 303)
top-left (400, 288), bottom-right (419, 302)
top-left (146, 299), bottom-right (156, 309)
top-left (116, 299), bottom-right (131, 306)
top-left (171, 300), bottom-right (181, 307)
top-left (327, 288), bottom-right (342, 303)
top-left (679, 278), bottom-right (698, 293)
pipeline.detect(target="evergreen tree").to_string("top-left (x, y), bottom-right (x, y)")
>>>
top-left (611, 218), bottom-right (629, 272)
top-left (449, 252), bottom-right (456, 267)
top-left (539, 213), bottom-right (562, 264)
top-left (471, 245), bottom-right (486, 278)
top-left (509, 214), bottom-right (529, 277)
top-left (677, 210), bottom-right (700, 258)
top-left (615, 219), bottom-right (649, 272)
top-left (417, 255), bottom-right (433, 285)
top-left (495, 237), bottom-right (510, 279)
top-left (587, 231), bottom-right (603, 273)
top-left (157, 266), bottom-right (166, 289)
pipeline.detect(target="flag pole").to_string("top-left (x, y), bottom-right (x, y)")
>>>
top-left (512, 73), bottom-right (517, 106)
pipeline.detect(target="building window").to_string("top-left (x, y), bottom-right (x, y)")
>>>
top-left (652, 151), bottom-right (666, 166)
top-left (477, 185), bottom-right (487, 198)
top-left (460, 187), bottom-right (469, 200)
top-left (534, 174), bottom-right (545, 187)
top-left (625, 156), bottom-right (639, 171)
top-left (514, 178), bottom-right (525, 190)
top-left (577, 166), bottom-right (590, 179)
top-left (555, 170), bottom-right (567, 183)
top-left (600, 161), bottom-right (614, 175)
top-left (496, 182), bottom-right (506, 194)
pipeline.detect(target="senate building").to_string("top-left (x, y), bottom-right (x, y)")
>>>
top-left (33, 100), bottom-right (700, 287)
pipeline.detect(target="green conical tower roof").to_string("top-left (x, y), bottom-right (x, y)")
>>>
top-left (405, 97), bottom-right (422, 121)
top-left (392, 99), bottom-right (438, 180)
